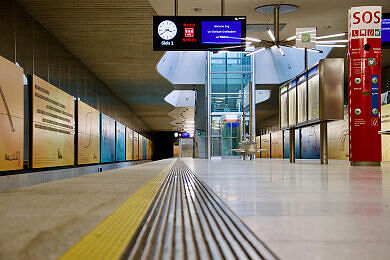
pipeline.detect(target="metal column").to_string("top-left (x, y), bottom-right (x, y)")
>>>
top-left (289, 128), bottom-right (295, 163)
top-left (320, 121), bottom-right (328, 164)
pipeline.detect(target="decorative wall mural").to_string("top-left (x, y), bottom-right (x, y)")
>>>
top-left (133, 132), bottom-right (139, 160)
top-left (301, 125), bottom-right (320, 159)
top-left (77, 100), bottom-right (99, 164)
top-left (100, 113), bottom-right (115, 163)
top-left (0, 56), bottom-right (24, 171)
top-left (138, 135), bottom-right (144, 160)
top-left (283, 130), bottom-right (290, 158)
top-left (308, 73), bottom-right (320, 120)
top-left (116, 122), bottom-right (126, 162)
top-left (271, 131), bottom-right (283, 158)
top-left (126, 127), bottom-right (134, 161)
top-left (260, 134), bottom-right (270, 158)
top-left (31, 75), bottom-right (74, 168)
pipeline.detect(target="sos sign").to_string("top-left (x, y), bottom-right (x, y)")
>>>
top-left (349, 6), bottom-right (381, 39)
top-left (352, 11), bottom-right (381, 25)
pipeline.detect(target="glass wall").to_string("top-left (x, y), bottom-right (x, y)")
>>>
top-left (207, 52), bottom-right (254, 158)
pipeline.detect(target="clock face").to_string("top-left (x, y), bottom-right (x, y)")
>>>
top-left (158, 20), bottom-right (177, 40)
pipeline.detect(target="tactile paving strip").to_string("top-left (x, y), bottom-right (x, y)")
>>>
top-left (123, 159), bottom-right (278, 260)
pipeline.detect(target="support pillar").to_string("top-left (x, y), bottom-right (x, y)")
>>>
top-left (289, 128), bottom-right (295, 163)
top-left (320, 121), bottom-right (328, 164)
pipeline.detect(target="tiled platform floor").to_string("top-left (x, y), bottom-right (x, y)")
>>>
top-left (183, 158), bottom-right (390, 260)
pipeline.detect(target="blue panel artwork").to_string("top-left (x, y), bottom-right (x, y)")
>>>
top-left (283, 130), bottom-right (290, 159)
top-left (143, 138), bottom-right (147, 160)
top-left (295, 128), bottom-right (301, 159)
top-left (116, 122), bottom-right (126, 162)
top-left (301, 125), bottom-right (320, 159)
top-left (100, 114), bottom-right (115, 163)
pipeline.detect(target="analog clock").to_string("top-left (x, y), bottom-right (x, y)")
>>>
top-left (158, 20), bottom-right (177, 40)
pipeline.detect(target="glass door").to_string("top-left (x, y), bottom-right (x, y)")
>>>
top-left (211, 116), bottom-right (222, 158)
top-left (221, 116), bottom-right (241, 158)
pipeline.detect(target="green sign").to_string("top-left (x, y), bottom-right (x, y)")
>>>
top-left (302, 33), bottom-right (310, 43)
top-left (368, 58), bottom-right (376, 66)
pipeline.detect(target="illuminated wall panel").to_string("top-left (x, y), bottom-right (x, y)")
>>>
top-left (77, 100), bottom-right (99, 164)
top-left (297, 81), bottom-right (307, 123)
top-left (280, 92), bottom-right (288, 128)
top-left (126, 128), bottom-right (134, 161)
top-left (100, 114), bottom-right (115, 163)
top-left (301, 125), bottom-right (320, 159)
top-left (133, 132), bottom-right (139, 160)
top-left (0, 56), bottom-right (24, 171)
top-left (283, 130), bottom-right (289, 159)
top-left (260, 134), bottom-right (270, 158)
top-left (31, 75), bottom-right (74, 168)
top-left (271, 131), bottom-right (283, 158)
top-left (256, 136), bottom-right (261, 158)
top-left (116, 122), bottom-right (126, 162)
top-left (138, 135), bottom-right (143, 160)
top-left (308, 73), bottom-right (320, 121)
top-left (288, 84), bottom-right (296, 126)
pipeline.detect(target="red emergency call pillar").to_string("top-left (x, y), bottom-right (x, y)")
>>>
top-left (348, 6), bottom-right (382, 166)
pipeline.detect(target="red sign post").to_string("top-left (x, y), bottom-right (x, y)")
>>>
top-left (348, 6), bottom-right (382, 165)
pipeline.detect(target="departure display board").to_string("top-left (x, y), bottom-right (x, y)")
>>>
top-left (100, 114), bottom-right (115, 163)
top-left (126, 128), bottom-right (134, 161)
top-left (153, 16), bottom-right (246, 51)
top-left (308, 66), bottom-right (320, 121)
top-left (116, 122), bottom-right (125, 162)
top-left (382, 13), bottom-right (390, 48)
top-left (0, 56), bottom-right (24, 171)
top-left (77, 100), bottom-right (99, 165)
top-left (31, 75), bottom-right (75, 168)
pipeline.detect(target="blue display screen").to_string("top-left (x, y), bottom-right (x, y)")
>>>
top-left (382, 17), bottom-right (390, 43)
top-left (181, 132), bottom-right (190, 138)
top-left (201, 21), bottom-right (242, 44)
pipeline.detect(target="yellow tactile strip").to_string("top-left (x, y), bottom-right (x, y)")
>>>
top-left (60, 159), bottom-right (176, 260)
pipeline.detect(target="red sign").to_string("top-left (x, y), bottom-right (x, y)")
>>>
top-left (185, 28), bottom-right (194, 37)
top-left (348, 6), bottom-right (382, 162)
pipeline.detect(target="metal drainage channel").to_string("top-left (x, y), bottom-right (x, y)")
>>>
top-left (122, 159), bottom-right (278, 260)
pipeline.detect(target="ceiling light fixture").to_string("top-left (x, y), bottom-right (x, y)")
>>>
top-left (316, 44), bottom-right (346, 47)
top-left (245, 47), bottom-right (266, 57)
top-left (245, 37), bottom-right (261, 42)
top-left (292, 46), bottom-right (323, 53)
top-left (277, 45), bottom-right (285, 56)
top-left (267, 28), bottom-right (276, 42)
top-left (316, 32), bottom-right (346, 40)
top-left (286, 35), bottom-right (296, 41)
top-left (315, 39), bottom-right (348, 43)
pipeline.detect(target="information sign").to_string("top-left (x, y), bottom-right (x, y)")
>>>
top-left (153, 16), bottom-right (246, 51)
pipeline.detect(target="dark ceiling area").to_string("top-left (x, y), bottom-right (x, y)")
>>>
top-left (17, 0), bottom-right (175, 131)
top-left (17, 0), bottom-right (390, 132)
